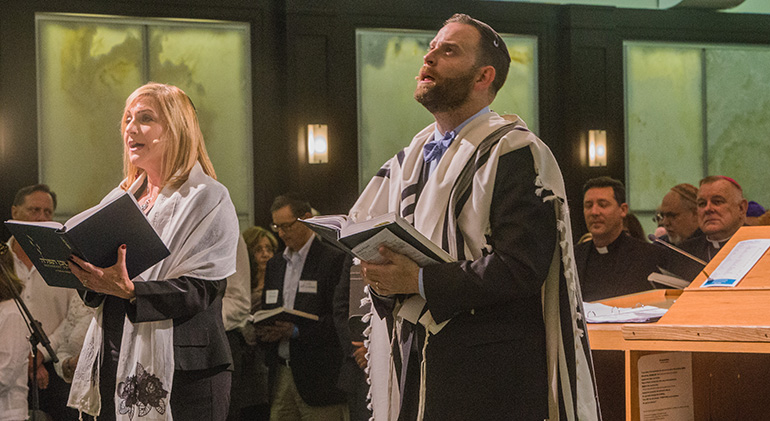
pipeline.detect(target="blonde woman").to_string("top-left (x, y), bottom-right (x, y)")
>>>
top-left (67, 83), bottom-right (239, 420)
top-left (229, 227), bottom-right (277, 420)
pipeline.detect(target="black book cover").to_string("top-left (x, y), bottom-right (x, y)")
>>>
top-left (5, 192), bottom-right (170, 290)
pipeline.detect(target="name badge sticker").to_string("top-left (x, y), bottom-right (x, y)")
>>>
top-left (298, 280), bottom-right (318, 294)
top-left (265, 289), bottom-right (279, 304)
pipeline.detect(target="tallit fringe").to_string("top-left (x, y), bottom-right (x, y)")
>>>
top-left (416, 332), bottom-right (429, 421)
top-left (554, 195), bottom-right (599, 420)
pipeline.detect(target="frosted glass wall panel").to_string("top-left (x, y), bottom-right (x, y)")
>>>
top-left (705, 48), bottom-right (770, 208)
top-left (37, 20), bottom-right (144, 214)
top-left (356, 29), bottom-right (538, 190)
top-left (626, 42), bottom-right (770, 236)
top-left (625, 44), bottom-right (704, 214)
top-left (148, 24), bottom-right (252, 226)
top-left (37, 14), bottom-right (252, 228)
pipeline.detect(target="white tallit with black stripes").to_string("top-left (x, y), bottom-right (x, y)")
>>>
top-left (350, 112), bottom-right (600, 421)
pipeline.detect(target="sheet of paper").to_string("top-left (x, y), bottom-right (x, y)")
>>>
top-left (701, 239), bottom-right (770, 287)
top-left (583, 302), bottom-right (668, 323)
top-left (638, 352), bottom-right (694, 421)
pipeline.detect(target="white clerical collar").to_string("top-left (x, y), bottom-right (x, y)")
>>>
top-left (706, 236), bottom-right (729, 249)
top-left (596, 246), bottom-right (608, 254)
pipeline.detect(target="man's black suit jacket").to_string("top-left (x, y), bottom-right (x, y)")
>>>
top-left (574, 233), bottom-right (662, 302)
top-left (411, 147), bottom-right (555, 420)
top-left (262, 237), bottom-right (347, 407)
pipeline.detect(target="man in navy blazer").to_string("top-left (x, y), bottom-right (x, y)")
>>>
top-left (256, 194), bottom-right (348, 420)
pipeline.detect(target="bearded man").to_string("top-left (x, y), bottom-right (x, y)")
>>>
top-left (350, 13), bottom-right (599, 421)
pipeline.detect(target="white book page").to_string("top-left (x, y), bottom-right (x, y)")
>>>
top-left (351, 229), bottom-right (437, 267)
top-left (303, 214), bottom-right (350, 231)
top-left (701, 239), bottom-right (770, 288)
top-left (6, 220), bottom-right (63, 230)
top-left (341, 212), bottom-right (397, 237)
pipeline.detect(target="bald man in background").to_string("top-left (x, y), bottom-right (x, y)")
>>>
top-left (680, 176), bottom-right (747, 262)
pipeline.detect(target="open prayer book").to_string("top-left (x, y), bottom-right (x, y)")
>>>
top-left (300, 212), bottom-right (454, 267)
top-left (5, 192), bottom-right (170, 290)
top-left (249, 307), bottom-right (319, 325)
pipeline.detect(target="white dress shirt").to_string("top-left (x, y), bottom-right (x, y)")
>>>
top-left (278, 235), bottom-right (315, 360)
top-left (9, 238), bottom-right (74, 361)
top-left (0, 299), bottom-right (30, 421)
top-left (222, 235), bottom-right (252, 331)
top-left (52, 293), bottom-right (94, 382)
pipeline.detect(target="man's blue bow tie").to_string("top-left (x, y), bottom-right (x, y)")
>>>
top-left (423, 131), bottom-right (456, 163)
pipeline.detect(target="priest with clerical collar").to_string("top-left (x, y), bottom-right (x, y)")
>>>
top-left (680, 175), bottom-right (748, 263)
top-left (575, 176), bottom-right (669, 302)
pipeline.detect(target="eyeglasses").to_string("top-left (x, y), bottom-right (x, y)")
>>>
top-left (652, 212), bottom-right (679, 223)
top-left (270, 219), bottom-right (299, 233)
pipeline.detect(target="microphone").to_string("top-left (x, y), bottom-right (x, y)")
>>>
top-left (0, 243), bottom-right (59, 364)
top-left (648, 234), bottom-right (707, 266)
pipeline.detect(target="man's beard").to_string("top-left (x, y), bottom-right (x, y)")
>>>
top-left (414, 68), bottom-right (477, 114)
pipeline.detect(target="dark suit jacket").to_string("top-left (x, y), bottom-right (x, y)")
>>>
top-left (333, 257), bottom-right (372, 420)
top-left (680, 234), bottom-right (728, 263)
top-left (262, 237), bottom-right (347, 407)
top-left (415, 147), bottom-right (554, 421)
top-left (574, 233), bottom-right (664, 302)
top-left (83, 277), bottom-right (232, 372)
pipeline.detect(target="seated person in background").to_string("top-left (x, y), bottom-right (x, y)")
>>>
top-left (230, 226), bottom-right (276, 421)
top-left (53, 294), bottom-right (95, 383)
top-left (745, 201), bottom-right (766, 226)
top-left (576, 177), bottom-right (669, 301)
top-left (755, 208), bottom-right (770, 226)
top-left (623, 212), bottom-right (646, 242)
top-left (656, 183), bottom-right (702, 246)
top-left (680, 176), bottom-right (747, 262)
top-left (223, 235), bottom-right (255, 421)
top-left (8, 184), bottom-right (77, 421)
top-left (0, 244), bottom-right (29, 421)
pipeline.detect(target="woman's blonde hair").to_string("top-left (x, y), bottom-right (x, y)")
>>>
top-left (243, 226), bottom-right (278, 257)
top-left (242, 226), bottom-right (278, 279)
top-left (120, 82), bottom-right (216, 190)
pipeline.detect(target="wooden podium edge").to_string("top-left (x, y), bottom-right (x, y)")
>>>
top-left (622, 324), bottom-right (770, 342)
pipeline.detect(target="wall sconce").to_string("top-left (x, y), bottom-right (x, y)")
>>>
top-left (588, 129), bottom-right (607, 167)
top-left (307, 124), bottom-right (329, 164)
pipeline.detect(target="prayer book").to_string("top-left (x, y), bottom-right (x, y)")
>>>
top-left (5, 192), bottom-right (170, 290)
top-left (249, 307), bottom-right (319, 325)
top-left (300, 212), bottom-right (454, 267)
top-left (648, 271), bottom-right (690, 289)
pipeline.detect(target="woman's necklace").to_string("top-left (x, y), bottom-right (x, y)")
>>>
top-left (140, 192), bottom-right (155, 211)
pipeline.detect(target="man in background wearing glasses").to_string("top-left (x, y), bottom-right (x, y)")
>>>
top-left (655, 183), bottom-right (702, 246)
top-left (255, 193), bottom-right (349, 420)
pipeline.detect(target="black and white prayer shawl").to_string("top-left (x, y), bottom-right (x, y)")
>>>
top-left (68, 162), bottom-right (239, 420)
top-left (350, 112), bottom-right (600, 421)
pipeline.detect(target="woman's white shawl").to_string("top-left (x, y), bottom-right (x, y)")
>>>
top-left (68, 162), bottom-right (239, 420)
top-left (350, 112), bottom-right (600, 421)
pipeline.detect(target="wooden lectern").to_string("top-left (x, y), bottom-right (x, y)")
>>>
top-left (587, 226), bottom-right (770, 420)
